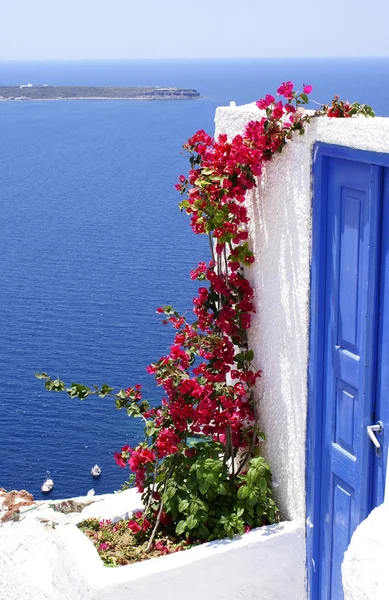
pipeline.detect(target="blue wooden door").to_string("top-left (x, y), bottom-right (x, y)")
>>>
top-left (308, 145), bottom-right (389, 600)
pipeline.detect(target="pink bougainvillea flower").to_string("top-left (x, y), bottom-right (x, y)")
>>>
top-left (277, 81), bottom-right (294, 99)
top-left (141, 518), bottom-right (151, 532)
top-left (160, 511), bottom-right (172, 526)
top-left (99, 519), bottom-right (111, 529)
top-left (114, 452), bottom-right (127, 468)
top-left (244, 525), bottom-right (252, 534)
top-left (155, 541), bottom-right (170, 555)
top-left (284, 103), bottom-right (296, 114)
top-left (128, 447), bottom-right (155, 471)
top-left (128, 520), bottom-right (142, 533)
top-left (303, 84), bottom-right (313, 94)
top-left (98, 542), bottom-right (109, 551)
top-left (272, 101), bottom-right (284, 119)
top-left (155, 427), bottom-right (181, 457)
top-left (255, 94), bottom-right (275, 110)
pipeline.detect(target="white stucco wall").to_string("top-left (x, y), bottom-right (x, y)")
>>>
top-left (342, 465), bottom-right (389, 599)
top-left (215, 105), bottom-right (389, 524)
top-left (342, 503), bottom-right (389, 600)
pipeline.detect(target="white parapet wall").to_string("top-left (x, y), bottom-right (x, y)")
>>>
top-left (54, 489), bottom-right (305, 600)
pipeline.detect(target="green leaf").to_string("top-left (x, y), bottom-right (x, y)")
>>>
top-left (234, 352), bottom-right (245, 364)
top-left (186, 515), bottom-right (198, 530)
top-left (35, 373), bottom-right (49, 380)
top-left (145, 422), bottom-right (156, 437)
top-left (99, 383), bottom-right (114, 397)
top-left (300, 93), bottom-right (309, 104)
top-left (189, 502), bottom-right (199, 516)
top-left (237, 485), bottom-right (249, 500)
top-left (217, 482), bottom-right (228, 495)
top-left (178, 499), bottom-right (189, 513)
top-left (199, 480), bottom-right (209, 495)
top-left (245, 349), bottom-right (254, 362)
top-left (45, 378), bottom-right (66, 393)
top-left (175, 520), bottom-right (186, 536)
top-left (164, 485), bottom-right (176, 500)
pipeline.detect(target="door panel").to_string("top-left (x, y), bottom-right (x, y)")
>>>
top-left (319, 158), bottom-right (381, 600)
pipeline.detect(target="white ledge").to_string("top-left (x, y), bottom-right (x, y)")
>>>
top-left (53, 489), bottom-right (305, 600)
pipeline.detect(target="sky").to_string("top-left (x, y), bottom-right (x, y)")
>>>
top-left (1, 0), bottom-right (388, 61)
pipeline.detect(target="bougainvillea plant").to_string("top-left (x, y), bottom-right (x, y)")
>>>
top-left (37, 84), bottom-right (374, 559)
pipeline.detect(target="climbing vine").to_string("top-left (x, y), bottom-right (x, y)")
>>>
top-left (37, 83), bottom-right (374, 558)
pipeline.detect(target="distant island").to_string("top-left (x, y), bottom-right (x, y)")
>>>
top-left (0, 85), bottom-right (201, 101)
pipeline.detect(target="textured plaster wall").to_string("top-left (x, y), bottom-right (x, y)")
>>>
top-left (216, 105), bottom-right (311, 523)
top-left (342, 466), bottom-right (389, 599)
top-left (215, 105), bottom-right (389, 524)
top-left (0, 515), bottom-right (67, 600)
top-left (342, 503), bottom-right (389, 600)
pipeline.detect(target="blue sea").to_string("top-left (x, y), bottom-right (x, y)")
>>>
top-left (1, 58), bottom-right (388, 500)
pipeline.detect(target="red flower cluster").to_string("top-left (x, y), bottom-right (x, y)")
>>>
top-left (155, 428), bottom-right (181, 457)
top-left (113, 82), bottom-right (374, 520)
top-left (115, 82), bottom-right (317, 495)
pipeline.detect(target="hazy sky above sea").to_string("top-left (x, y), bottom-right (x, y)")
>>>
top-left (1, 0), bottom-right (387, 60)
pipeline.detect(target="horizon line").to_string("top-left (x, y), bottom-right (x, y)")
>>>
top-left (1, 56), bottom-right (389, 63)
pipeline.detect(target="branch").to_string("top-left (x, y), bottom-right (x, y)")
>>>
top-left (235, 396), bottom-right (260, 478)
top-left (208, 232), bottom-right (215, 268)
top-left (144, 453), bottom-right (159, 516)
top-left (146, 463), bottom-right (174, 552)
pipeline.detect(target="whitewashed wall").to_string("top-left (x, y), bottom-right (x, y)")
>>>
top-left (215, 105), bottom-right (389, 523)
top-left (342, 503), bottom-right (389, 600)
top-left (56, 513), bottom-right (305, 600)
top-left (215, 103), bottom-right (389, 597)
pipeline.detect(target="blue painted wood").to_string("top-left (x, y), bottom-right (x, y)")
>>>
top-left (372, 168), bottom-right (389, 505)
top-left (319, 157), bottom-right (381, 600)
top-left (311, 143), bottom-right (389, 167)
top-left (306, 145), bottom-right (328, 600)
top-left (307, 143), bottom-right (389, 600)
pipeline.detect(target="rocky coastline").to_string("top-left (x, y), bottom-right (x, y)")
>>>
top-left (0, 85), bottom-right (201, 101)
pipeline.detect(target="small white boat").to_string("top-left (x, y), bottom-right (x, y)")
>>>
top-left (91, 464), bottom-right (101, 478)
top-left (41, 471), bottom-right (54, 493)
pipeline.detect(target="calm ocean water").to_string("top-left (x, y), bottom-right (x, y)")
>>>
top-left (1, 58), bottom-right (388, 500)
